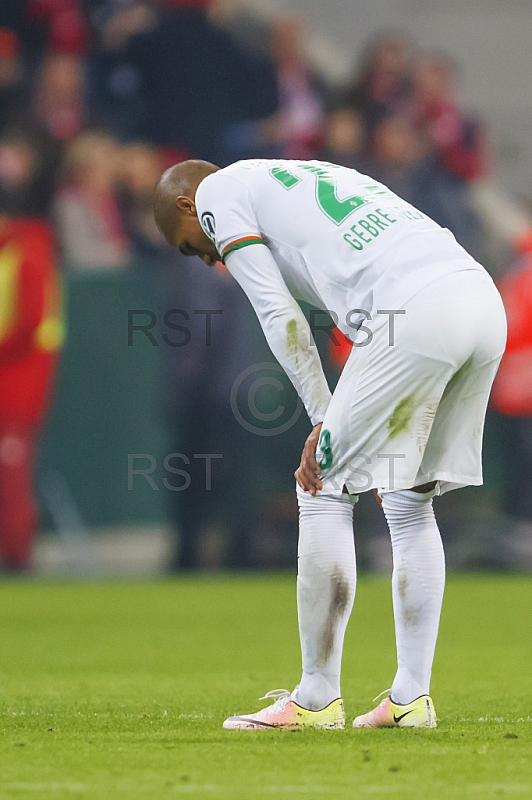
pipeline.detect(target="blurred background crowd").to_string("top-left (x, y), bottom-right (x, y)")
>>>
top-left (1, 0), bottom-right (531, 575)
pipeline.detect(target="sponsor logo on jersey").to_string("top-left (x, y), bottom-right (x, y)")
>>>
top-left (200, 211), bottom-right (216, 242)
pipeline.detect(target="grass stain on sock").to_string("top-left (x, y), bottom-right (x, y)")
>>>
top-left (320, 572), bottom-right (351, 664)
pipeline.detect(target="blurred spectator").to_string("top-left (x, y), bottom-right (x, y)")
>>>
top-left (346, 33), bottom-right (411, 130)
top-left (319, 107), bottom-right (367, 171)
top-left (223, 16), bottom-right (323, 160)
top-left (89, 2), bottom-right (277, 162)
top-left (118, 142), bottom-right (165, 258)
top-left (488, 252), bottom-right (532, 566)
top-left (207, 0), bottom-right (270, 53)
top-left (27, 0), bottom-right (88, 56)
top-left (492, 251), bottom-right (532, 418)
top-left (1, 1), bottom-right (87, 66)
top-left (0, 28), bottom-right (28, 134)
top-left (369, 114), bottom-right (481, 257)
top-left (0, 126), bottom-right (59, 216)
top-left (162, 257), bottom-right (258, 570)
top-left (261, 18), bottom-right (324, 159)
top-left (411, 53), bottom-right (486, 182)
top-left (87, 1), bottom-right (158, 139)
top-left (54, 131), bottom-right (131, 269)
top-left (469, 182), bottom-right (532, 274)
top-left (94, 1), bottom-right (158, 52)
top-left (34, 53), bottom-right (86, 141)
top-left (0, 132), bottom-right (63, 571)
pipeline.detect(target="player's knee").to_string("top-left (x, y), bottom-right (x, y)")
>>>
top-left (380, 486), bottom-right (438, 528)
top-left (379, 481), bottom-right (438, 508)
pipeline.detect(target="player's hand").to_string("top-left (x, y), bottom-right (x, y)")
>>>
top-left (295, 423), bottom-right (323, 496)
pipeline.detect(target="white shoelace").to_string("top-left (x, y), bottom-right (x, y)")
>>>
top-left (259, 689), bottom-right (293, 713)
top-left (372, 688), bottom-right (392, 703)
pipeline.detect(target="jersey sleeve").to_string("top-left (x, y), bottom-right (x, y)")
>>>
top-left (224, 244), bottom-right (332, 426)
top-left (195, 172), bottom-right (266, 263)
top-left (195, 170), bottom-right (331, 425)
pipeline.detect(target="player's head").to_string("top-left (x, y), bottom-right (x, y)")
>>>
top-left (153, 159), bottom-right (220, 265)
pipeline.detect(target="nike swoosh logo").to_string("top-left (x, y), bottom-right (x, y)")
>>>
top-left (393, 709), bottom-right (414, 724)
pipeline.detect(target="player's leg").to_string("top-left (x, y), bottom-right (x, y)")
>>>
top-left (389, 486), bottom-right (444, 696)
top-left (300, 309), bottom-right (451, 731)
top-left (353, 270), bottom-right (506, 728)
top-left (223, 485), bottom-right (355, 730)
top-left (0, 425), bottom-right (37, 571)
top-left (295, 485), bottom-right (357, 711)
top-left (352, 480), bottom-right (442, 728)
top-left (385, 483), bottom-right (444, 706)
top-left (352, 483), bottom-right (442, 729)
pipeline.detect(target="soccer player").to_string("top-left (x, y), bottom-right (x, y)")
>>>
top-left (153, 158), bottom-right (506, 730)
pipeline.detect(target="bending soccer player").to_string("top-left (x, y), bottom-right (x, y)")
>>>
top-left (153, 158), bottom-right (506, 730)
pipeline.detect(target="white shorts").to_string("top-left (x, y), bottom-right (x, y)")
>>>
top-left (316, 268), bottom-right (507, 497)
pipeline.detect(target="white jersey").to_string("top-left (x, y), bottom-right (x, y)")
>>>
top-left (195, 159), bottom-right (485, 426)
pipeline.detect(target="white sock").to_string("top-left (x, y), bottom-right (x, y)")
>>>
top-left (295, 486), bottom-right (356, 711)
top-left (381, 488), bottom-right (446, 705)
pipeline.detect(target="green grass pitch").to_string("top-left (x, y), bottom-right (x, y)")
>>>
top-left (0, 574), bottom-right (531, 799)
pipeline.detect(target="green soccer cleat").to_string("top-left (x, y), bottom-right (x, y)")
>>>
top-left (353, 693), bottom-right (437, 728)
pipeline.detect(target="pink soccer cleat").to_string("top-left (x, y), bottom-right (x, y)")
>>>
top-left (223, 689), bottom-right (345, 730)
top-left (353, 693), bottom-right (437, 728)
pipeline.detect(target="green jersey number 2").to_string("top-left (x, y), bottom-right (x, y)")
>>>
top-left (270, 163), bottom-right (371, 226)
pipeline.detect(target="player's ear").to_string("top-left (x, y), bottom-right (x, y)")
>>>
top-left (176, 195), bottom-right (197, 216)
